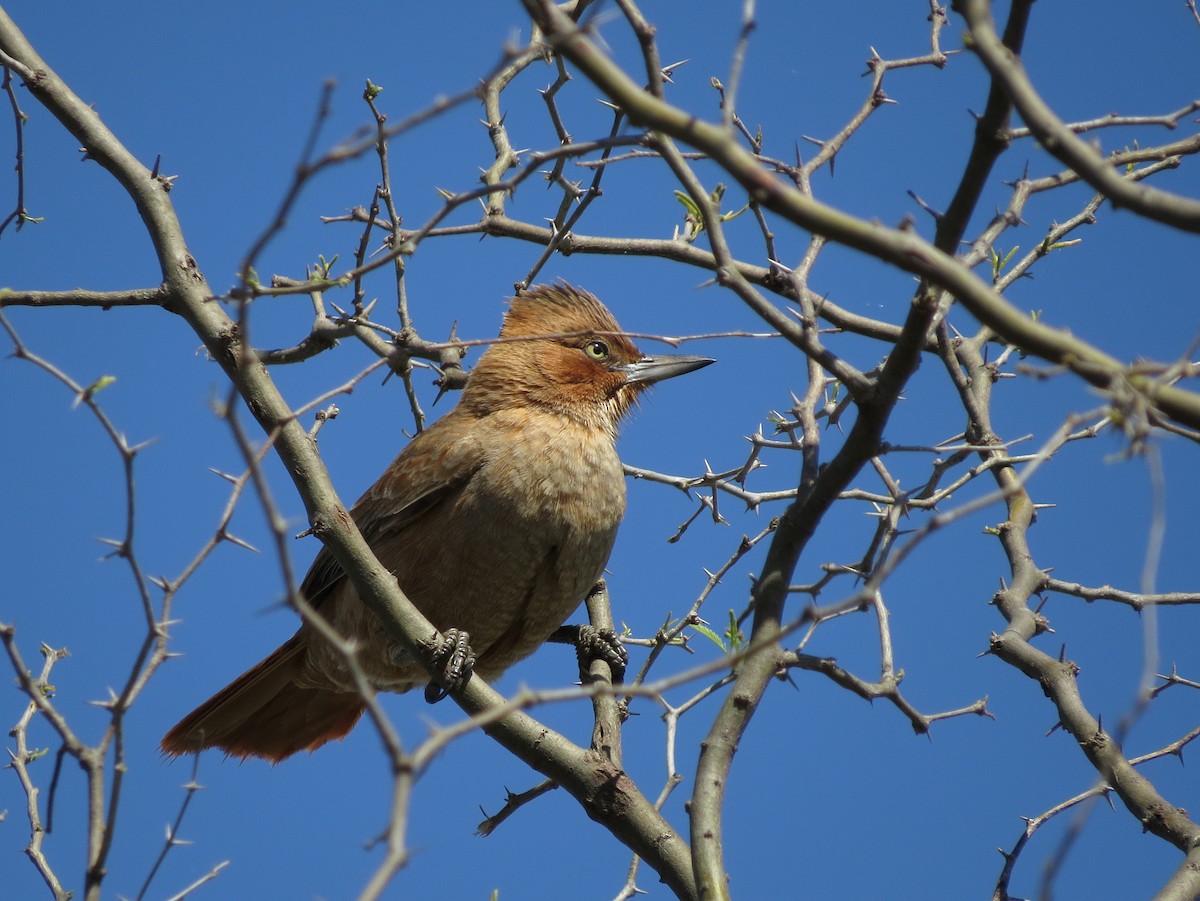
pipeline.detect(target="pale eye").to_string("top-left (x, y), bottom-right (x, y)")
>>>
top-left (583, 340), bottom-right (610, 361)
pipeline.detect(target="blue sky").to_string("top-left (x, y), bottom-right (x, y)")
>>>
top-left (3, 2), bottom-right (1199, 899)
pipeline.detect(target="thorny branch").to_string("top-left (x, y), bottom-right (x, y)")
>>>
top-left (3, 2), bottom-right (1200, 900)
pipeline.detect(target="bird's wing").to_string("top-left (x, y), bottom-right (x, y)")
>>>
top-left (300, 417), bottom-right (487, 608)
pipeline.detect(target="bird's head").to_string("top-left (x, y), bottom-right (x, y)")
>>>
top-left (461, 283), bottom-right (713, 435)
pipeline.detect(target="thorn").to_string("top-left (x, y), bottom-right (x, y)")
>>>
top-left (221, 532), bottom-right (260, 554)
top-left (128, 436), bottom-right (161, 455)
top-left (661, 59), bottom-right (690, 81)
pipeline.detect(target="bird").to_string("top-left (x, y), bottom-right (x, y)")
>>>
top-left (161, 283), bottom-right (713, 761)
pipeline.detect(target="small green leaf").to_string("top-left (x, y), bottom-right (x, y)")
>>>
top-left (73, 375), bottom-right (116, 409)
top-left (991, 245), bottom-right (1018, 280)
top-left (1045, 238), bottom-right (1082, 253)
top-left (673, 190), bottom-right (705, 242)
top-left (673, 189), bottom-right (701, 220)
top-left (691, 622), bottom-right (726, 651)
top-left (312, 254), bottom-right (339, 280)
top-left (724, 610), bottom-right (746, 653)
top-left (719, 203), bottom-right (749, 223)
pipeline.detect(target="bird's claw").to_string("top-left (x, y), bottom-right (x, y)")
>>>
top-left (573, 624), bottom-right (628, 684)
top-left (423, 628), bottom-right (476, 704)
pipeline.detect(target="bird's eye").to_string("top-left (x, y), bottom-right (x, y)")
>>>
top-left (583, 340), bottom-right (610, 361)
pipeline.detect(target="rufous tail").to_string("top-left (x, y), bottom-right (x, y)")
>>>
top-left (160, 634), bottom-right (366, 762)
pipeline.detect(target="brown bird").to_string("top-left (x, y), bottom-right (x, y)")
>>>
top-left (161, 283), bottom-right (712, 761)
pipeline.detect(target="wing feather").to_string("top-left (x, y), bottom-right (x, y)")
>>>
top-left (300, 416), bottom-right (487, 608)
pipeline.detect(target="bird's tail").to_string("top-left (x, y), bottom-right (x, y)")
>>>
top-left (160, 634), bottom-right (366, 762)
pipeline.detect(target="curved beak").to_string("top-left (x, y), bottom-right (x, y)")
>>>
top-left (618, 354), bottom-right (714, 386)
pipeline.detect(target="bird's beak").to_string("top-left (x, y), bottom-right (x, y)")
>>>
top-left (617, 354), bottom-right (714, 385)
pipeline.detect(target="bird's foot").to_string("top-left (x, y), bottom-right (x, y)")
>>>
top-left (422, 628), bottom-right (476, 704)
top-left (552, 624), bottom-right (628, 684)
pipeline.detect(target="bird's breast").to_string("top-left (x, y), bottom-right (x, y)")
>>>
top-left (463, 414), bottom-right (626, 596)
top-left (454, 416), bottom-right (626, 673)
top-left (481, 415), bottom-right (626, 532)
top-left (326, 411), bottom-right (628, 689)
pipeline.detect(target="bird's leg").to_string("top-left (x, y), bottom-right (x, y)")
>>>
top-left (550, 624), bottom-right (628, 684)
top-left (422, 628), bottom-right (476, 704)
